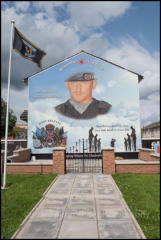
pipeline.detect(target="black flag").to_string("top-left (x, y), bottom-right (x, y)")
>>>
top-left (13, 27), bottom-right (46, 68)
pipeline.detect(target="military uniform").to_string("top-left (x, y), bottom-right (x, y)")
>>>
top-left (55, 72), bottom-right (112, 119)
top-left (55, 98), bottom-right (111, 119)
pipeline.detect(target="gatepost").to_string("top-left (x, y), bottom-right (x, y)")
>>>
top-left (102, 148), bottom-right (115, 174)
top-left (52, 147), bottom-right (66, 174)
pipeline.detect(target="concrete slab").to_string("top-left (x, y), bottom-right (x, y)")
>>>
top-left (94, 179), bottom-right (114, 185)
top-left (74, 177), bottom-right (93, 182)
top-left (98, 219), bottom-right (140, 239)
top-left (93, 174), bottom-right (112, 179)
top-left (58, 220), bottom-right (98, 239)
top-left (49, 188), bottom-right (71, 195)
top-left (32, 207), bottom-right (64, 219)
top-left (71, 187), bottom-right (93, 195)
top-left (95, 187), bottom-right (118, 195)
top-left (64, 206), bottom-right (96, 221)
top-left (45, 193), bottom-right (71, 199)
top-left (96, 197), bottom-right (123, 207)
top-left (115, 159), bottom-right (147, 164)
top-left (76, 175), bottom-right (93, 180)
top-left (97, 206), bottom-right (130, 220)
top-left (53, 182), bottom-right (73, 188)
top-left (16, 219), bottom-right (60, 239)
top-left (40, 197), bottom-right (68, 209)
top-left (73, 182), bottom-right (92, 188)
top-left (69, 196), bottom-right (95, 208)
top-left (94, 179), bottom-right (114, 186)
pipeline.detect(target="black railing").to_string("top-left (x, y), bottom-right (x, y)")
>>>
top-left (65, 138), bottom-right (102, 173)
top-left (65, 153), bottom-right (102, 173)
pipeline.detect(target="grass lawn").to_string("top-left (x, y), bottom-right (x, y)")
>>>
top-left (1, 173), bottom-right (57, 239)
top-left (112, 173), bottom-right (160, 239)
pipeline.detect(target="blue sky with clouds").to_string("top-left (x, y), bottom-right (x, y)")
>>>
top-left (101, 2), bottom-right (159, 54)
top-left (1, 1), bottom-right (160, 129)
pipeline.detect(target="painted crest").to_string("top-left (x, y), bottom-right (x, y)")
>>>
top-left (32, 124), bottom-right (67, 149)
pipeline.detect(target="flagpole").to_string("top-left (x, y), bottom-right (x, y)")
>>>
top-left (3, 20), bottom-right (15, 189)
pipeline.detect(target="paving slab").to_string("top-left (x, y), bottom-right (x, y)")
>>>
top-left (17, 219), bottom-right (60, 239)
top-left (96, 197), bottom-right (123, 207)
top-left (14, 173), bottom-right (146, 239)
top-left (98, 219), bottom-right (140, 239)
top-left (33, 207), bottom-right (64, 219)
top-left (69, 196), bottom-right (95, 208)
top-left (58, 220), bottom-right (98, 239)
top-left (71, 187), bottom-right (93, 196)
top-left (95, 187), bottom-right (119, 195)
top-left (64, 207), bottom-right (96, 221)
top-left (40, 197), bottom-right (68, 209)
top-left (97, 205), bottom-right (130, 220)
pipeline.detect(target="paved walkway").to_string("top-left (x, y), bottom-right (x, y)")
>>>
top-left (13, 174), bottom-right (146, 239)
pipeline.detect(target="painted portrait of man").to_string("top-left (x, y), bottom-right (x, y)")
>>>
top-left (55, 72), bottom-right (112, 119)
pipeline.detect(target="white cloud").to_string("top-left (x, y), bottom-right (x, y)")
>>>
top-left (1, 3), bottom-right (80, 67)
top-left (14, 2), bottom-right (30, 12)
top-left (103, 36), bottom-right (159, 74)
top-left (1, 2), bottom-right (80, 120)
top-left (31, 1), bottom-right (65, 18)
top-left (67, 2), bottom-right (131, 30)
top-left (78, 33), bottom-right (109, 56)
top-left (103, 36), bottom-right (160, 127)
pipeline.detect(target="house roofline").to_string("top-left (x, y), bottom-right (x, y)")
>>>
top-left (24, 50), bottom-right (144, 85)
top-left (142, 121), bottom-right (160, 129)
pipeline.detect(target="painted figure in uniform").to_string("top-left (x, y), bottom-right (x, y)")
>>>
top-left (110, 138), bottom-right (116, 148)
top-left (131, 126), bottom-right (136, 151)
top-left (127, 133), bottom-right (131, 152)
top-left (89, 127), bottom-right (94, 151)
top-left (97, 138), bottom-right (101, 152)
top-left (124, 137), bottom-right (128, 151)
top-left (94, 134), bottom-right (98, 152)
top-left (55, 72), bottom-right (112, 119)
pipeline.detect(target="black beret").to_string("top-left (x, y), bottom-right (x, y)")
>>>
top-left (65, 72), bottom-right (95, 82)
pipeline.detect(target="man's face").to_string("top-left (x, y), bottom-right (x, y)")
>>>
top-left (65, 79), bottom-right (96, 103)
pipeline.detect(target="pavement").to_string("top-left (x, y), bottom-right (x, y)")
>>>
top-left (13, 173), bottom-right (146, 239)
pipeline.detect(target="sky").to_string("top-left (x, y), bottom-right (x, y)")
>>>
top-left (1, 1), bottom-right (160, 127)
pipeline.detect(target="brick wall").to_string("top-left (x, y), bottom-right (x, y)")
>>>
top-left (12, 148), bottom-right (31, 162)
top-left (150, 153), bottom-right (160, 162)
top-left (52, 147), bottom-right (65, 174)
top-left (102, 148), bottom-right (115, 174)
top-left (116, 163), bottom-right (160, 174)
top-left (6, 164), bottom-right (53, 174)
top-left (4, 147), bottom-right (160, 175)
top-left (139, 148), bottom-right (158, 161)
top-left (5, 148), bottom-right (65, 175)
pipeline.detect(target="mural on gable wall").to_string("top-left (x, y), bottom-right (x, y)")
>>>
top-left (28, 52), bottom-right (141, 153)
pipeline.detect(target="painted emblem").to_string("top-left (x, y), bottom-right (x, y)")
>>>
top-left (32, 124), bottom-right (67, 149)
top-left (25, 46), bottom-right (32, 55)
top-left (78, 59), bottom-right (85, 64)
top-left (84, 73), bottom-right (92, 80)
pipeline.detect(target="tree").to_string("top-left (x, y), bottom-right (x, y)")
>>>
top-left (1, 98), bottom-right (17, 138)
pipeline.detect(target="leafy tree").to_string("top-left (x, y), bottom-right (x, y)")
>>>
top-left (1, 98), bottom-right (17, 137)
